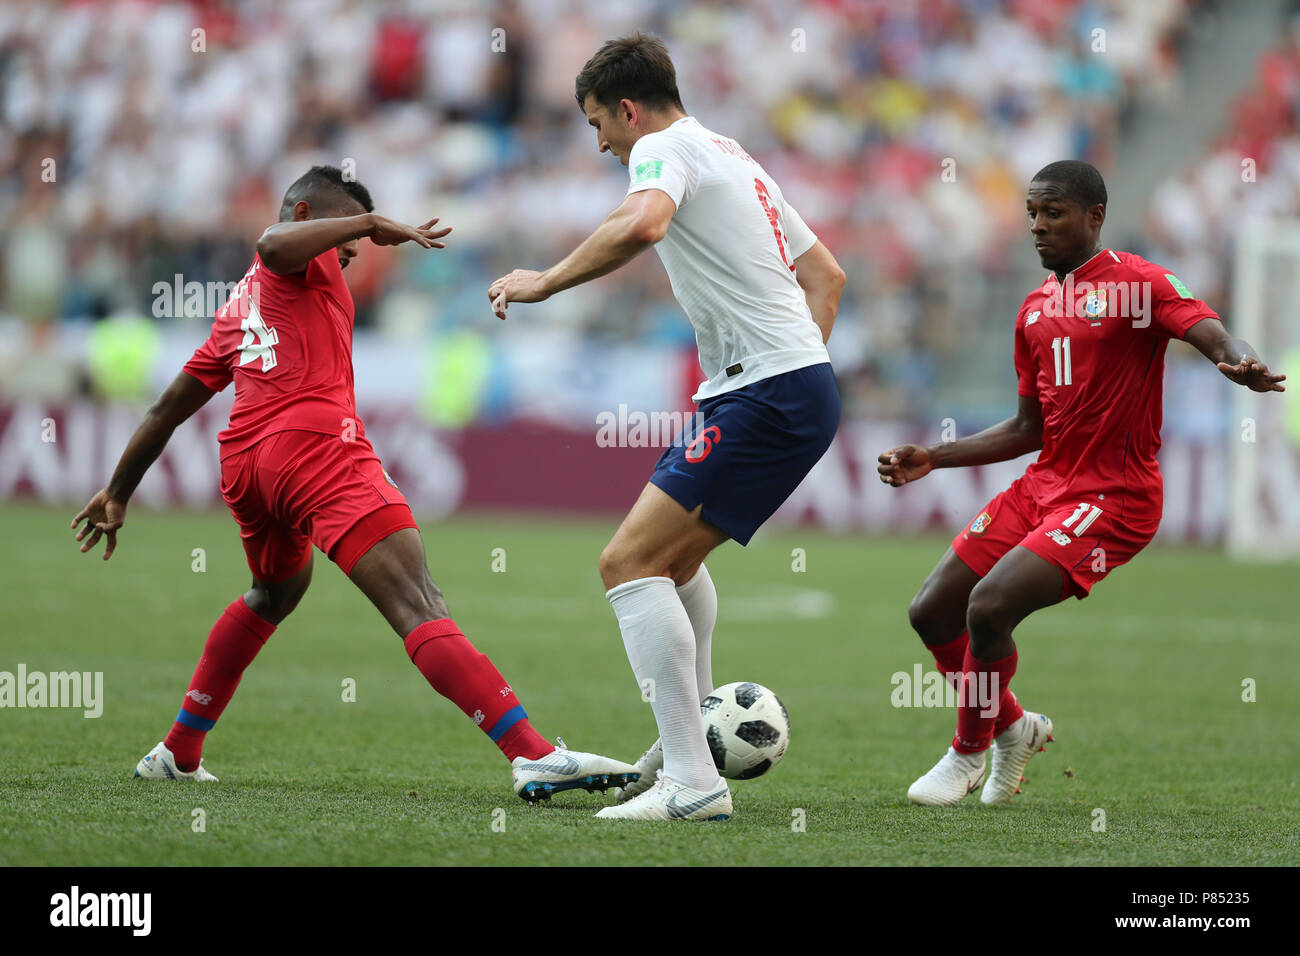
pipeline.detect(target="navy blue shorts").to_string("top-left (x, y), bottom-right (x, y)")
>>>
top-left (649, 362), bottom-right (840, 545)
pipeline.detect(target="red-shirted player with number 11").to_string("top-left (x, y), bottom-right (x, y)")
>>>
top-left (878, 161), bottom-right (1285, 807)
top-left (71, 165), bottom-right (639, 802)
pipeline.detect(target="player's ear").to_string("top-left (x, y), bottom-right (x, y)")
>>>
top-left (1089, 203), bottom-right (1106, 231)
top-left (293, 200), bottom-right (312, 223)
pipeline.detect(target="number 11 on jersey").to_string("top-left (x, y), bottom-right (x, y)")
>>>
top-left (1051, 336), bottom-right (1072, 387)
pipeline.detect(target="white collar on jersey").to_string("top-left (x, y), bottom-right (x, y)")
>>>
top-left (1044, 248), bottom-right (1118, 286)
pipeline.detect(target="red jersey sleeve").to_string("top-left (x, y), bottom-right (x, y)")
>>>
top-left (1145, 265), bottom-right (1218, 339)
top-left (1014, 305), bottom-right (1037, 397)
top-left (182, 325), bottom-right (234, 392)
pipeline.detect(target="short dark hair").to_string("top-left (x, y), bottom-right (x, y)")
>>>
top-left (279, 165), bottom-right (374, 221)
top-left (575, 32), bottom-right (685, 114)
top-left (1030, 160), bottom-right (1107, 211)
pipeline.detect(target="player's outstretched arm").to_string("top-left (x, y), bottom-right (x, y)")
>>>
top-left (877, 394), bottom-right (1043, 486)
top-left (256, 214), bottom-right (450, 276)
top-left (487, 189), bottom-right (675, 319)
top-left (71, 371), bottom-right (216, 560)
top-left (1184, 318), bottom-right (1286, 393)
top-left (793, 240), bottom-right (846, 344)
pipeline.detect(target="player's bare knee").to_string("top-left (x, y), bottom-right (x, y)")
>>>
top-left (908, 585), bottom-right (959, 645)
top-left (246, 580), bottom-right (306, 625)
top-left (907, 589), bottom-right (935, 639)
top-left (965, 585), bottom-right (1012, 645)
top-left (598, 541), bottom-right (630, 590)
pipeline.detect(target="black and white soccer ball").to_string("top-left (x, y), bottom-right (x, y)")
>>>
top-left (701, 681), bottom-right (790, 780)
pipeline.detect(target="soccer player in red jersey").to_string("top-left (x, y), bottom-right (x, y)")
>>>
top-left (71, 165), bottom-right (638, 801)
top-left (877, 161), bottom-right (1286, 806)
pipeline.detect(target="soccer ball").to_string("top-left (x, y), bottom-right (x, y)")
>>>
top-left (701, 681), bottom-right (790, 780)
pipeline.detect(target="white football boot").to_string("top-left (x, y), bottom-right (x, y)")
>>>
top-left (133, 741), bottom-right (219, 782)
top-left (511, 738), bottom-right (641, 803)
top-left (615, 738), bottom-right (664, 803)
top-left (906, 746), bottom-right (986, 806)
top-left (980, 712), bottom-right (1054, 805)
top-left (595, 771), bottom-right (731, 821)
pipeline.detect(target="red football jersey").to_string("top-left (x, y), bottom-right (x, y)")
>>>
top-left (1014, 249), bottom-right (1216, 520)
top-left (183, 250), bottom-right (363, 458)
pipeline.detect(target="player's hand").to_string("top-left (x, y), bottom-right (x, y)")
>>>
top-left (1216, 356), bottom-right (1286, 393)
top-left (877, 445), bottom-right (933, 487)
top-left (487, 269), bottom-right (551, 320)
top-left (71, 489), bottom-right (127, 560)
top-left (369, 216), bottom-right (452, 249)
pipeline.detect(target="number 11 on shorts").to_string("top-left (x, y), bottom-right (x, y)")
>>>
top-left (1063, 500), bottom-right (1102, 535)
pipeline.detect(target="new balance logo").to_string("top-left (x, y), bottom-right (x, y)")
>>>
top-left (1046, 529), bottom-right (1072, 546)
top-left (472, 709), bottom-right (485, 726)
top-left (186, 690), bottom-right (213, 706)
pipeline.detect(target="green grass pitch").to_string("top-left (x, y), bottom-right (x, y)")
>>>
top-left (2, 503), bottom-right (1297, 866)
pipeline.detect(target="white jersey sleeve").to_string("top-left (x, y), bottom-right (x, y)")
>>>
top-left (782, 199), bottom-right (818, 261)
top-left (626, 130), bottom-right (699, 208)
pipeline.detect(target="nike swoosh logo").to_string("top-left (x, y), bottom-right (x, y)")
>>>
top-left (667, 463), bottom-right (694, 478)
top-left (519, 754), bottom-right (580, 775)
top-left (667, 789), bottom-right (726, 818)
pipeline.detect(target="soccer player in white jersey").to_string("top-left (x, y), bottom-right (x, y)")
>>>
top-left (488, 33), bottom-right (846, 821)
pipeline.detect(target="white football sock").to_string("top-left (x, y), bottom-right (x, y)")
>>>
top-left (607, 576), bottom-right (720, 790)
top-left (675, 564), bottom-right (717, 701)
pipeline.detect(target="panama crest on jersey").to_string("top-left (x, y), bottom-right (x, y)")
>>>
top-left (969, 511), bottom-right (992, 536)
top-left (1082, 288), bottom-right (1108, 326)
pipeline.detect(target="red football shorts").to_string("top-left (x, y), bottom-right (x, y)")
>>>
top-left (952, 476), bottom-right (1159, 599)
top-left (219, 429), bottom-right (418, 581)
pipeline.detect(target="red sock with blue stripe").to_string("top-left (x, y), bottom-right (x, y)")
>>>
top-left (403, 619), bottom-right (552, 761)
top-left (165, 597), bottom-right (274, 772)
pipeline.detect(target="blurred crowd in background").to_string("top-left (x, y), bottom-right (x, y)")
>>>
top-left (0, 0), bottom-right (1253, 425)
top-left (1143, 16), bottom-right (1300, 309)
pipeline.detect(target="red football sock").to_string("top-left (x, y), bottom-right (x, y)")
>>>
top-left (929, 631), bottom-right (1022, 736)
top-left (953, 646), bottom-right (1020, 754)
top-left (164, 597), bottom-right (274, 772)
top-left (403, 619), bottom-right (552, 762)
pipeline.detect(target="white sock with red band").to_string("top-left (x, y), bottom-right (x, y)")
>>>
top-left (675, 564), bottom-right (717, 700)
top-left (607, 576), bottom-right (720, 790)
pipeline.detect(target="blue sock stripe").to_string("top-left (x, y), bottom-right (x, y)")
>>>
top-left (175, 707), bottom-right (216, 732)
top-left (486, 705), bottom-right (527, 742)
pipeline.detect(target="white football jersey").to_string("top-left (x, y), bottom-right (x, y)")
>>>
top-left (625, 116), bottom-right (830, 400)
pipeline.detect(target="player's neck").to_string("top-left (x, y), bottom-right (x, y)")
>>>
top-left (639, 108), bottom-right (688, 135)
top-left (1053, 245), bottom-right (1104, 280)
